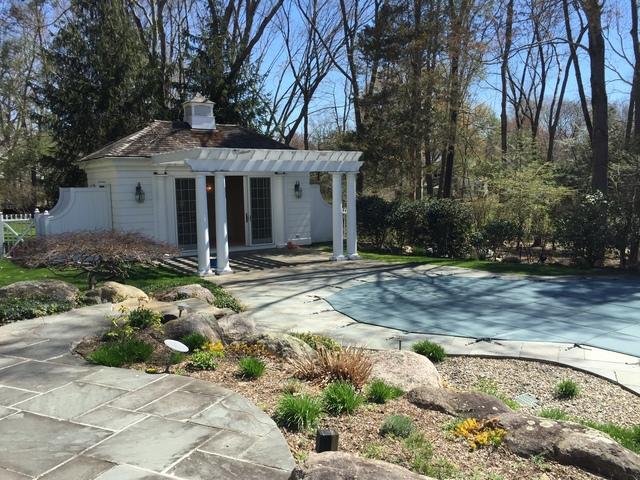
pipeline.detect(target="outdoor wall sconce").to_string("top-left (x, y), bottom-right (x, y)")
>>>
top-left (135, 182), bottom-right (145, 203)
top-left (294, 181), bottom-right (302, 199)
top-left (206, 184), bottom-right (213, 192)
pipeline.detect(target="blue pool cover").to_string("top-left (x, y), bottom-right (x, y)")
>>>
top-left (326, 275), bottom-right (640, 356)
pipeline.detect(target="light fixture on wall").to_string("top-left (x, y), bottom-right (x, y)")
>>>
top-left (206, 184), bottom-right (213, 193)
top-left (135, 182), bottom-right (145, 203)
top-left (294, 181), bottom-right (302, 199)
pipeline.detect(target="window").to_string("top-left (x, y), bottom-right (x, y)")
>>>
top-left (175, 178), bottom-right (197, 248)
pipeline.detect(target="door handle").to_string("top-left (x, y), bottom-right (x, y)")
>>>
top-left (246, 213), bottom-right (250, 223)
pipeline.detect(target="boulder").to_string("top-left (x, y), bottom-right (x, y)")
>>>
top-left (369, 350), bottom-right (441, 391)
top-left (497, 412), bottom-right (640, 480)
top-left (407, 386), bottom-right (512, 419)
top-left (155, 284), bottom-right (215, 304)
top-left (291, 452), bottom-right (434, 480)
top-left (244, 333), bottom-right (313, 358)
top-left (0, 280), bottom-right (79, 304)
top-left (163, 312), bottom-right (220, 342)
top-left (90, 282), bottom-right (149, 303)
top-left (215, 312), bottom-right (256, 343)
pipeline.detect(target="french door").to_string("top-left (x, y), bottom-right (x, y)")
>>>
top-left (248, 177), bottom-right (273, 245)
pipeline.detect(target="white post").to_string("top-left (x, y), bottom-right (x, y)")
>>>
top-left (346, 172), bottom-right (359, 259)
top-left (272, 174), bottom-right (286, 247)
top-left (0, 211), bottom-right (4, 256)
top-left (214, 173), bottom-right (232, 275)
top-left (34, 208), bottom-right (41, 237)
top-left (42, 210), bottom-right (50, 236)
top-left (195, 174), bottom-right (212, 275)
top-left (331, 173), bottom-right (345, 261)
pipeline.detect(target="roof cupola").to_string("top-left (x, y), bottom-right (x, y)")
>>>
top-left (183, 94), bottom-right (216, 130)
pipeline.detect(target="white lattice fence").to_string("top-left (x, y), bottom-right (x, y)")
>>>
top-left (0, 212), bottom-right (36, 257)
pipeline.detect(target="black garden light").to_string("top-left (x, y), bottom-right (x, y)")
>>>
top-left (315, 428), bottom-right (339, 453)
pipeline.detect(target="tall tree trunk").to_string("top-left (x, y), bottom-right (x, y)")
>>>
top-left (630, 0), bottom-right (640, 149)
top-left (500, 0), bottom-right (514, 159)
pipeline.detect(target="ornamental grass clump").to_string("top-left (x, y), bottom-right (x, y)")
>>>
top-left (554, 379), bottom-right (580, 399)
top-left (322, 381), bottom-right (364, 415)
top-left (180, 333), bottom-right (209, 351)
top-left (127, 306), bottom-right (162, 330)
top-left (289, 346), bottom-right (372, 388)
top-left (412, 340), bottom-right (446, 363)
top-left (452, 417), bottom-right (506, 450)
top-left (274, 393), bottom-right (323, 431)
top-left (238, 356), bottom-right (266, 379)
top-left (380, 414), bottom-right (415, 438)
top-left (88, 338), bottom-right (154, 367)
top-left (365, 379), bottom-right (404, 404)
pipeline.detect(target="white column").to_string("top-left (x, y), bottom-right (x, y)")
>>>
top-left (214, 173), bottom-right (232, 274)
top-left (272, 174), bottom-right (286, 247)
top-left (0, 211), bottom-right (4, 256)
top-left (346, 172), bottom-right (359, 259)
top-left (331, 173), bottom-right (345, 261)
top-left (195, 174), bottom-right (212, 275)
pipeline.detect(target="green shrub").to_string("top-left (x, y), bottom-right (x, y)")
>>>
top-left (357, 196), bottom-right (393, 249)
top-left (482, 219), bottom-right (522, 256)
top-left (274, 394), bottom-right (323, 431)
top-left (88, 339), bottom-right (154, 367)
top-left (0, 296), bottom-right (74, 324)
top-left (380, 414), bottom-right (415, 438)
top-left (322, 381), bottom-right (364, 415)
top-left (554, 379), bottom-right (580, 399)
top-left (238, 356), bottom-right (266, 379)
top-left (365, 379), bottom-right (404, 404)
top-left (180, 332), bottom-right (209, 351)
top-left (188, 350), bottom-right (219, 370)
top-left (539, 408), bottom-right (569, 420)
top-left (474, 378), bottom-right (520, 410)
top-left (127, 306), bottom-right (162, 329)
top-left (388, 199), bottom-right (424, 248)
top-left (290, 332), bottom-right (341, 351)
top-left (412, 340), bottom-right (446, 363)
top-left (422, 198), bottom-right (474, 257)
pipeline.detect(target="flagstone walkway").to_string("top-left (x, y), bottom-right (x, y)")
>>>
top-left (0, 305), bottom-right (294, 480)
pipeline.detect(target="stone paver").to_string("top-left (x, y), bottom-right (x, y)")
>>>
top-left (214, 251), bottom-right (640, 394)
top-left (0, 305), bottom-right (294, 480)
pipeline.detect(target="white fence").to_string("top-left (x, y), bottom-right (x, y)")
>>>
top-left (0, 212), bottom-right (36, 257)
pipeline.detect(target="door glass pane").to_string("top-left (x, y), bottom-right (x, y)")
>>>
top-left (250, 177), bottom-right (272, 244)
top-left (175, 178), bottom-right (197, 248)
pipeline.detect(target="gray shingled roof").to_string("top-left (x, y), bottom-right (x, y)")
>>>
top-left (80, 120), bottom-right (293, 161)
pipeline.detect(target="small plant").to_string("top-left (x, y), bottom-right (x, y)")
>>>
top-left (539, 408), bottom-right (569, 420)
top-left (188, 350), bottom-right (219, 370)
top-left (169, 352), bottom-right (185, 365)
top-left (273, 393), bottom-right (323, 431)
top-left (290, 332), bottom-right (341, 351)
top-left (238, 356), bottom-right (266, 379)
top-left (475, 378), bottom-right (520, 410)
top-left (363, 442), bottom-right (384, 460)
top-left (282, 379), bottom-right (304, 395)
top-left (88, 338), bottom-right (154, 367)
top-left (404, 431), bottom-right (458, 478)
top-left (0, 296), bottom-right (74, 324)
top-left (227, 341), bottom-right (271, 358)
top-left (127, 306), bottom-right (162, 329)
top-left (412, 340), bottom-right (446, 363)
top-left (202, 340), bottom-right (225, 356)
top-left (380, 414), bottom-right (415, 438)
top-left (289, 346), bottom-right (372, 388)
top-left (180, 332), bottom-right (209, 351)
top-left (452, 417), bottom-right (506, 450)
top-left (579, 420), bottom-right (640, 454)
top-left (365, 379), bottom-right (404, 404)
top-left (554, 379), bottom-right (580, 399)
top-left (322, 381), bottom-right (363, 415)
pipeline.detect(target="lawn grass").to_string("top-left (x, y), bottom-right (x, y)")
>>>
top-left (311, 244), bottom-right (628, 277)
top-left (0, 259), bottom-right (242, 311)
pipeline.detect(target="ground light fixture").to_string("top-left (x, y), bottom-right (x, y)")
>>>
top-left (177, 303), bottom-right (188, 317)
top-left (163, 339), bottom-right (190, 373)
top-left (315, 428), bottom-right (339, 453)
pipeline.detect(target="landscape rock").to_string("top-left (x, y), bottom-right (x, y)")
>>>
top-left (245, 333), bottom-right (313, 358)
top-left (369, 350), bottom-right (442, 391)
top-left (291, 452), bottom-right (435, 479)
top-left (155, 284), bottom-right (215, 304)
top-left (407, 386), bottom-right (512, 419)
top-left (163, 312), bottom-right (220, 343)
top-left (215, 312), bottom-right (256, 343)
top-left (91, 282), bottom-right (149, 303)
top-left (0, 279), bottom-right (79, 303)
top-left (497, 412), bottom-right (640, 480)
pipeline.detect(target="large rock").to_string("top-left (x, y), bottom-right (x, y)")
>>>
top-left (215, 312), bottom-right (256, 343)
top-left (369, 350), bottom-right (441, 391)
top-left (0, 279), bottom-right (79, 303)
top-left (87, 282), bottom-right (149, 303)
top-left (244, 333), bottom-right (313, 359)
top-left (407, 386), bottom-right (512, 419)
top-left (163, 312), bottom-right (220, 342)
top-left (291, 452), bottom-right (434, 479)
top-left (155, 284), bottom-right (215, 304)
top-left (497, 412), bottom-right (640, 480)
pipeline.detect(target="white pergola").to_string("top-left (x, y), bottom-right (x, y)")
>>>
top-left (152, 148), bottom-right (363, 275)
